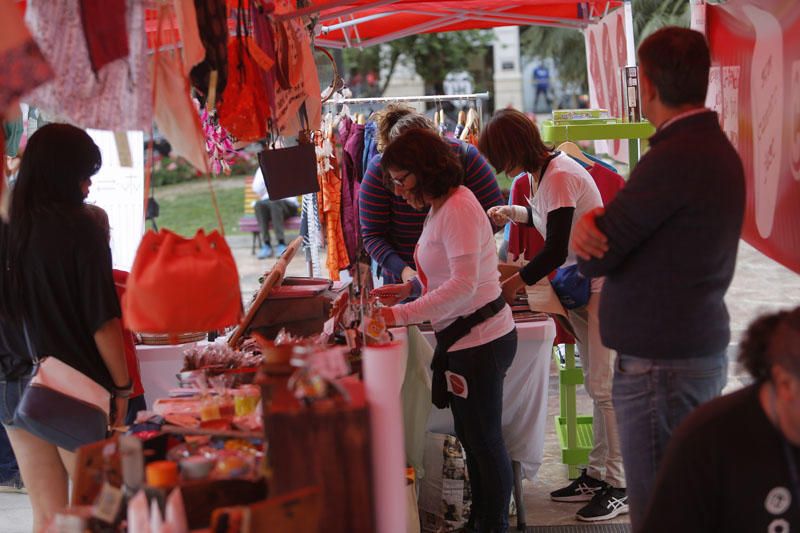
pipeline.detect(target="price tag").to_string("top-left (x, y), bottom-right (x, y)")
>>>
top-left (92, 482), bottom-right (123, 524)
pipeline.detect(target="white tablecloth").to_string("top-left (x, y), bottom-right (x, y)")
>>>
top-left (417, 318), bottom-right (556, 481)
top-left (136, 342), bottom-right (200, 407)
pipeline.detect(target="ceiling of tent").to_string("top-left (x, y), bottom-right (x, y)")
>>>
top-left (138, 1), bottom-right (621, 49)
top-left (279, 1), bottom-right (622, 48)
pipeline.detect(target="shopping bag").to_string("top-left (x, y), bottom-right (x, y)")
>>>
top-left (257, 105), bottom-right (319, 200)
top-left (123, 229), bottom-right (242, 335)
top-left (418, 432), bottom-right (471, 533)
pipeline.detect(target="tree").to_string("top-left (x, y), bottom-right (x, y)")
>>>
top-left (342, 30), bottom-right (492, 98)
top-left (520, 0), bottom-right (690, 93)
top-left (391, 31), bottom-right (493, 95)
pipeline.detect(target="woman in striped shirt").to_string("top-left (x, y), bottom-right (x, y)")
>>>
top-left (358, 105), bottom-right (504, 288)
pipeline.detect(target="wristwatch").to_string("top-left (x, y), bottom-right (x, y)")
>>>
top-left (112, 379), bottom-right (134, 399)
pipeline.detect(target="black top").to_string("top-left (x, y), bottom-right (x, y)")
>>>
top-left (21, 207), bottom-right (121, 390)
top-left (519, 206), bottom-right (573, 286)
top-left (0, 320), bottom-right (32, 380)
top-left (641, 384), bottom-right (800, 533)
top-left (579, 111), bottom-right (745, 359)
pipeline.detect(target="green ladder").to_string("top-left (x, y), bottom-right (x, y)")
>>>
top-left (553, 344), bottom-right (594, 479)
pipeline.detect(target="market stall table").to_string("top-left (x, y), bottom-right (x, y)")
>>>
top-left (418, 318), bottom-right (556, 480)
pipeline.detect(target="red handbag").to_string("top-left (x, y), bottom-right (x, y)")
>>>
top-left (123, 228), bottom-right (242, 335)
top-left (217, 37), bottom-right (273, 142)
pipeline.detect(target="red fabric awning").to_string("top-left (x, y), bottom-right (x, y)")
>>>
top-left (305, 1), bottom-right (621, 48)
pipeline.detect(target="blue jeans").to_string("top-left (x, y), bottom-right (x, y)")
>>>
top-left (0, 376), bottom-right (30, 482)
top-left (612, 351), bottom-right (727, 530)
top-left (448, 329), bottom-right (517, 533)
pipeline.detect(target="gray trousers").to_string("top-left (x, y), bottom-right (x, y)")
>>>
top-left (254, 199), bottom-right (297, 244)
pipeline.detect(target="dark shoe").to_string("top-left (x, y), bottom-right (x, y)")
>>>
top-left (257, 243), bottom-right (273, 259)
top-left (550, 469), bottom-right (607, 502)
top-left (0, 473), bottom-right (25, 493)
top-left (575, 486), bottom-right (628, 522)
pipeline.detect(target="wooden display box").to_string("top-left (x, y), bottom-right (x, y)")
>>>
top-left (265, 405), bottom-right (375, 533)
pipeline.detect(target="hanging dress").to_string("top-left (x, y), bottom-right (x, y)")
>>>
top-left (316, 130), bottom-right (349, 279)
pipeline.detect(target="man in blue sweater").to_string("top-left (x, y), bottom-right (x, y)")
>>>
top-left (572, 27), bottom-right (745, 528)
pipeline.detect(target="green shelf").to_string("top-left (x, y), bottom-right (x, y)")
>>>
top-left (540, 119), bottom-right (655, 142)
top-left (541, 119), bottom-right (655, 168)
top-left (553, 344), bottom-right (594, 479)
top-left (555, 415), bottom-right (594, 466)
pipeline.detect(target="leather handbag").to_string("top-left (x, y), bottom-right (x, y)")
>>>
top-left (257, 105), bottom-right (319, 200)
top-left (14, 325), bottom-right (110, 452)
top-left (123, 228), bottom-right (242, 335)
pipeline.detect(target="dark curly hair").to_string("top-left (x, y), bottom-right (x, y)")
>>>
top-left (380, 129), bottom-right (463, 206)
top-left (479, 108), bottom-right (552, 175)
top-left (373, 103), bottom-right (415, 151)
top-left (739, 307), bottom-right (800, 382)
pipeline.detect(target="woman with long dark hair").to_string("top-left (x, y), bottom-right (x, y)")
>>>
top-left (0, 124), bottom-right (130, 530)
top-left (371, 128), bottom-right (517, 532)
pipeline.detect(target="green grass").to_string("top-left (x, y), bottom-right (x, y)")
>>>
top-left (155, 177), bottom-right (246, 237)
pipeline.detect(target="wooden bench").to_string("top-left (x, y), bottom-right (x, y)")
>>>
top-left (239, 176), bottom-right (303, 255)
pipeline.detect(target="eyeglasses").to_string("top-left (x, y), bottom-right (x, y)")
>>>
top-left (390, 171), bottom-right (412, 188)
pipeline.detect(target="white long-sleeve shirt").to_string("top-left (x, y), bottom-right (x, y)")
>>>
top-left (390, 186), bottom-right (514, 352)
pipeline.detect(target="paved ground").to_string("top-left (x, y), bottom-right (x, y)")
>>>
top-left (1, 236), bottom-right (797, 532)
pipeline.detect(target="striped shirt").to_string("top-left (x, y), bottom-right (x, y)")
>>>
top-left (359, 139), bottom-right (504, 283)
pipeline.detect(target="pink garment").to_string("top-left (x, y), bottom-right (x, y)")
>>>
top-left (24, 0), bottom-right (151, 131)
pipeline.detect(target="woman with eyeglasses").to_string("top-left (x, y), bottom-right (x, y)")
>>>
top-left (371, 128), bottom-right (517, 533)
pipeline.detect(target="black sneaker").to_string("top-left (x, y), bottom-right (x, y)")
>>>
top-left (550, 469), bottom-right (607, 502)
top-left (576, 486), bottom-right (628, 522)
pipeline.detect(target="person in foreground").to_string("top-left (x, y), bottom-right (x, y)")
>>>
top-left (371, 129), bottom-right (517, 533)
top-left (572, 27), bottom-right (746, 528)
top-left (480, 108), bottom-right (626, 522)
top-left (0, 124), bottom-right (130, 531)
top-left (640, 307), bottom-right (800, 532)
top-left (359, 104), bottom-right (504, 286)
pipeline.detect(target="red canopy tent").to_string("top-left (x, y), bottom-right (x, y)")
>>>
top-left (285, 1), bottom-right (622, 48)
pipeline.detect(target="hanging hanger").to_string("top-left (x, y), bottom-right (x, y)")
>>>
top-left (557, 141), bottom-right (594, 167)
top-left (460, 108), bottom-right (477, 141)
top-left (457, 109), bottom-right (466, 127)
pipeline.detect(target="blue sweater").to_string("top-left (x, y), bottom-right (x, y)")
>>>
top-left (579, 111), bottom-right (745, 359)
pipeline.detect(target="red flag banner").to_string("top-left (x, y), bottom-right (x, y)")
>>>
top-left (707, 0), bottom-right (800, 274)
top-left (584, 8), bottom-right (630, 163)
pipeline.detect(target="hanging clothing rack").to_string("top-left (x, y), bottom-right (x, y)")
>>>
top-left (324, 91), bottom-right (491, 130)
top-left (324, 91), bottom-right (490, 105)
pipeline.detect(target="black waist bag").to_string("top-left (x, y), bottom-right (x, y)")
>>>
top-left (431, 295), bottom-right (507, 409)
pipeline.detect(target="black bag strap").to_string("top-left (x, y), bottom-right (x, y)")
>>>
top-left (21, 321), bottom-right (40, 366)
top-left (433, 294), bottom-right (506, 354)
